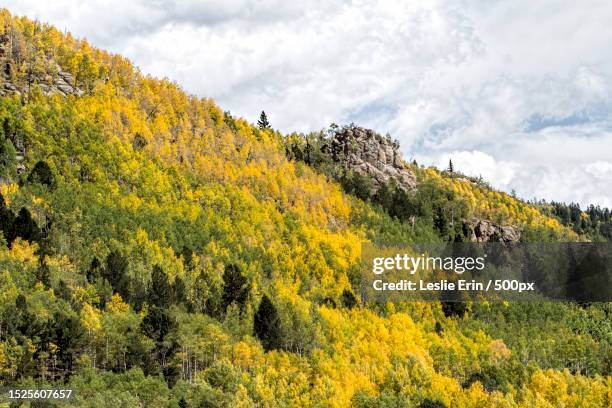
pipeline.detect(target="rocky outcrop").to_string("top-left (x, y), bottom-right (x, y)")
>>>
top-left (0, 33), bottom-right (83, 97)
top-left (321, 126), bottom-right (521, 244)
top-left (469, 219), bottom-right (520, 243)
top-left (327, 125), bottom-right (416, 191)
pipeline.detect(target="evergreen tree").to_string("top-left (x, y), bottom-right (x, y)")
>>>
top-left (141, 306), bottom-right (178, 371)
top-left (50, 311), bottom-right (86, 380)
top-left (340, 172), bottom-right (373, 202)
top-left (35, 259), bottom-right (51, 287)
top-left (173, 277), bottom-right (187, 305)
top-left (56, 279), bottom-right (72, 302)
top-left (221, 264), bottom-right (250, 312)
top-left (373, 181), bottom-right (394, 210)
top-left (566, 245), bottom-right (608, 303)
top-left (141, 306), bottom-right (176, 342)
top-left (390, 187), bottom-right (412, 220)
top-left (321, 297), bottom-right (337, 308)
top-left (419, 398), bottom-right (447, 408)
top-left (254, 295), bottom-right (282, 352)
top-left (147, 265), bottom-right (174, 308)
top-left (178, 397), bottom-right (189, 408)
top-left (15, 293), bottom-right (27, 311)
top-left (0, 193), bottom-right (14, 240)
top-left (132, 133), bottom-right (147, 150)
top-left (0, 136), bottom-right (16, 179)
top-left (287, 139), bottom-right (304, 162)
top-left (433, 205), bottom-right (449, 237)
top-left (303, 140), bottom-right (313, 165)
top-left (8, 207), bottom-right (40, 244)
top-left (163, 365), bottom-right (180, 389)
top-left (130, 279), bottom-right (147, 312)
top-left (257, 111), bottom-right (270, 130)
top-left (340, 289), bottom-right (358, 309)
top-left (448, 159), bottom-right (454, 174)
top-left (223, 111), bottom-right (238, 133)
top-left (180, 246), bottom-right (194, 270)
top-left (441, 299), bottom-right (468, 318)
top-left (86, 256), bottom-right (102, 283)
top-left (27, 160), bottom-right (55, 188)
top-left (103, 250), bottom-right (129, 297)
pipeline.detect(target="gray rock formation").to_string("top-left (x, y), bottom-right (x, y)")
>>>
top-left (0, 33), bottom-right (83, 98)
top-left (327, 125), bottom-right (416, 191)
top-left (321, 126), bottom-right (521, 242)
top-left (469, 219), bottom-right (520, 243)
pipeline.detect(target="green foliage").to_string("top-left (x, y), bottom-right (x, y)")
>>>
top-left (254, 295), bottom-right (282, 352)
top-left (27, 160), bottom-right (55, 188)
top-left (441, 301), bottom-right (468, 319)
top-left (419, 398), bottom-right (447, 408)
top-left (35, 258), bottom-right (51, 287)
top-left (341, 289), bottom-right (358, 309)
top-left (282, 129), bottom-right (474, 243)
top-left (0, 8), bottom-right (609, 407)
top-left (8, 206), bottom-right (40, 244)
top-left (103, 250), bottom-right (129, 299)
top-left (0, 193), bottom-right (15, 239)
top-left (141, 306), bottom-right (176, 343)
top-left (257, 111), bottom-right (270, 130)
top-left (0, 136), bottom-right (16, 179)
top-left (204, 359), bottom-right (239, 393)
top-left (340, 171), bottom-right (375, 202)
top-left (220, 264), bottom-right (249, 313)
top-left (352, 391), bottom-right (411, 407)
top-left (538, 200), bottom-right (612, 240)
top-left (132, 133), bottom-right (147, 151)
top-left (86, 256), bottom-right (102, 283)
top-left (147, 265), bottom-right (174, 308)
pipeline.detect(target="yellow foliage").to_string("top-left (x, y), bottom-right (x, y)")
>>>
top-left (0, 183), bottom-right (18, 204)
top-left (80, 303), bottom-right (102, 333)
top-left (422, 168), bottom-right (577, 238)
top-left (4, 239), bottom-right (38, 265)
top-left (106, 293), bottom-right (129, 314)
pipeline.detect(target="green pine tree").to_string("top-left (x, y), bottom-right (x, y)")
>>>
top-left (8, 207), bottom-right (40, 244)
top-left (147, 265), bottom-right (174, 308)
top-left (257, 111), bottom-right (271, 130)
top-left (340, 289), bottom-right (358, 309)
top-left (221, 264), bottom-right (250, 312)
top-left (0, 193), bottom-right (14, 241)
top-left (254, 294), bottom-right (282, 351)
top-left (27, 160), bottom-right (55, 188)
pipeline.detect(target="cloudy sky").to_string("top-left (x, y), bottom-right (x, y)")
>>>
top-left (4, 0), bottom-right (612, 207)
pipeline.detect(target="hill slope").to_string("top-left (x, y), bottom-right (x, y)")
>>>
top-left (0, 9), bottom-right (610, 408)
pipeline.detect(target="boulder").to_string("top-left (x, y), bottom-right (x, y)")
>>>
top-left (469, 219), bottom-right (520, 243)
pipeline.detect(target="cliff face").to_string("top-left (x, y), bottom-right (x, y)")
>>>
top-left (0, 33), bottom-right (83, 97)
top-left (327, 125), bottom-right (417, 191)
top-left (469, 219), bottom-right (520, 243)
top-left (324, 126), bottom-right (520, 242)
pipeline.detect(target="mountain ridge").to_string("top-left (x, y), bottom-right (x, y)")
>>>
top-left (0, 8), bottom-right (609, 408)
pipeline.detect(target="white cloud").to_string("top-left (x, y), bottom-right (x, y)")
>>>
top-left (3, 0), bottom-right (612, 208)
top-left (586, 160), bottom-right (612, 178)
top-left (427, 150), bottom-right (612, 209)
top-left (432, 151), bottom-right (519, 187)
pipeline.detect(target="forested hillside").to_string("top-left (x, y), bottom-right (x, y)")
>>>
top-left (0, 9), bottom-right (610, 407)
